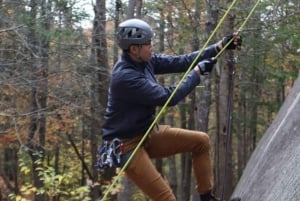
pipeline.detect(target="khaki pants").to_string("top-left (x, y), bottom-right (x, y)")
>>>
top-left (121, 125), bottom-right (213, 201)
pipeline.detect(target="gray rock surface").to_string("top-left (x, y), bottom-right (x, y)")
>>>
top-left (232, 76), bottom-right (300, 201)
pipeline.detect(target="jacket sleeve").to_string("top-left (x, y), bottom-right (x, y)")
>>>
top-left (112, 68), bottom-right (201, 107)
top-left (151, 43), bottom-right (218, 74)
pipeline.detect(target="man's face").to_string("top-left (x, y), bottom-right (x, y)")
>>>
top-left (129, 41), bottom-right (153, 62)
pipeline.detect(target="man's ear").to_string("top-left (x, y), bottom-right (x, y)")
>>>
top-left (129, 45), bottom-right (138, 54)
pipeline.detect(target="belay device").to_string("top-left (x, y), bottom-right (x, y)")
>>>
top-left (97, 138), bottom-right (123, 171)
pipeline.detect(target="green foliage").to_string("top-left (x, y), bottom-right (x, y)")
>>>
top-left (132, 189), bottom-right (147, 201)
top-left (9, 150), bottom-right (91, 201)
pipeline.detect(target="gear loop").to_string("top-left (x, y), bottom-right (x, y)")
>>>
top-left (97, 138), bottom-right (123, 171)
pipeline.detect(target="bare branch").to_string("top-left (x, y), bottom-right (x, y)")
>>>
top-left (0, 25), bottom-right (23, 33)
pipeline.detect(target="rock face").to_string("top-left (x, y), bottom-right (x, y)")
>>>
top-left (232, 76), bottom-right (300, 201)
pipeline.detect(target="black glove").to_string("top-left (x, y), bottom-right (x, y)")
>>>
top-left (222, 34), bottom-right (242, 50)
top-left (197, 58), bottom-right (217, 75)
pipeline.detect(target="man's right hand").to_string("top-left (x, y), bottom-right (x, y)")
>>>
top-left (195, 58), bottom-right (217, 75)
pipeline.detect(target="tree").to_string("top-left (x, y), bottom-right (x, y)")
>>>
top-left (90, 0), bottom-right (110, 200)
top-left (26, 1), bottom-right (51, 200)
top-left (127, 0), bottom-right (143, 18)
top-left (201, 0), bottom-right (220, 198)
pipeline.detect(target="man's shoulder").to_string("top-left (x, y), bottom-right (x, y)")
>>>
top-left (111, 63), bottom-right (145, 87)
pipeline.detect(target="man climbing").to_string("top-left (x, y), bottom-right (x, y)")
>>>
top-left (100, 18), bottom-right (242, 201)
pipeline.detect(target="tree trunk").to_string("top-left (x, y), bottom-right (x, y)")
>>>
top-left (113, 0), bottom-right (121, 64)
top-left (202, 0), bottom-right (219, 197)
top-left (177, 99), bottom-right (188, 201)
top-left (215, 13), bottom-right (235, 200)
top-left (127, 0), bottom-right (143, 18)
top-left (27, 1), bottom-right (50, 200)
top-left (3, 148), bottom-right (18, 193)
top-left (90, 0), bottom-right (110, 200)
top-left (117, 178), bottom-right (135, 201)
top-left (236, 71), bottom-right (246, 178)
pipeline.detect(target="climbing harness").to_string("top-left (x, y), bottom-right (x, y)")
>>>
top-left (99, 0), bottom-right (262, 200)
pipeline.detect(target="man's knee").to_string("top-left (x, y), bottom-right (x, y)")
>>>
top-left (195, 132), bottom-right (211, 152)
top-left (151, 190), bottom-right (176, 201)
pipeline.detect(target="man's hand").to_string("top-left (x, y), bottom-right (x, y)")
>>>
top-left (195, 58), bottom-right (217, 75)
top-left (222, 33), bottom-right (242, 50)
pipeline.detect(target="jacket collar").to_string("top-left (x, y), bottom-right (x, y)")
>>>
top-left (122, 52), bottom-right (147, 71)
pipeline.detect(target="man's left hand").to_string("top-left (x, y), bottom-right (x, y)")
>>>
top-left (222, 33), bottom-right (242, 50)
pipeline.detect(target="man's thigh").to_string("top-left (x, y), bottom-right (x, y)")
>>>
top-left (145, 125), bottom-right (209, 158)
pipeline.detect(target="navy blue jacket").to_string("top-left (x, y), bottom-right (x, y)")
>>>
top-left (102, 44), bottom-right (218, 140)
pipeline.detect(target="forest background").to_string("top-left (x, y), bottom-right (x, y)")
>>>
top-left (0, 0), bottom-right (299, 201)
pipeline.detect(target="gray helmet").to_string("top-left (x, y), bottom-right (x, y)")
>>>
top-left (116, 18), bottom-right (154, 50)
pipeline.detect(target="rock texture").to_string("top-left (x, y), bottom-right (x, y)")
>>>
top-left (232, 76), bottom-right (300, 201)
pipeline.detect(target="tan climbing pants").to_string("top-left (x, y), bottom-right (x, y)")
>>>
top-left (121, 125), bottom-right (213, 201)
